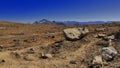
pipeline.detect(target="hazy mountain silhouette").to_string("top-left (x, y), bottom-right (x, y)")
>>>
top-left (33, 19), bottom-right (107, 25)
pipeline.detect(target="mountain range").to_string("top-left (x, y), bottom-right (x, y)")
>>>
top-left (33, 19), bottom-right (116, 25)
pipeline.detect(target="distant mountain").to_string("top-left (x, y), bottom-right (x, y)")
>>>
top-left (33, 19), bottom-right (107, 25)
top-left (33, 19), bottom-right (54, 24)
top-left (33, 19), bottom-right (65, 25)
top-left (63, 21), bottom-right (107, 25)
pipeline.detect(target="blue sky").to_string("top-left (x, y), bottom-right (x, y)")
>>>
top-left (0, 0), bottom-right (120, 23)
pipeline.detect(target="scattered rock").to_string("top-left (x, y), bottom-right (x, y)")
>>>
top-left (107, 35), bottom-right (115, 40)
top-left (54, 40), bottom-right (63, 44)
top-left (96, 41), bottom-right (109, 47)
top-left (88, 56), bottom-right (103, 68)
top-left (40, 53), bottom-right (52, 59)
top-left (24, 54), bottom-right (35, 61)
top-left (0, 27), bottom-right (7, 30)
top-left (93, 34), bottom-right (98, 38)
top-left (11, 52), bottom-right (21, 59)
top-left (92, 56), bottom-right (103, 65)
top-left (95, 28), bottom-right (105, 32)
top-left (88, 64), bottom-right (102, 68)
top-left (97, 34), bottom-right (106, 38)
top-left (13, 39), bottom-right (20, 46)
top-left (104, 35), bottom-right (115, 40)
top-left (0, 59), bottom-right (5, 63)
top-left (26, 48), bottom-right (35, 54)
top-left (0, 45), bottom-right (4, 49)
top-left (69, 60), bottom-right (77, 64)
top-left (48, 35), bottom-right (55, 39)
top-left (50, 41), bottom-right (63, 54)
top-left (81, 27), bottom-right (89, 35)
top-left (115, 31), bottom-right (120, 40)
top-left (101, 46), bottom-right (118, 61)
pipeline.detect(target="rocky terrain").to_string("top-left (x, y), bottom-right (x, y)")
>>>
top-left (0, 21), bottom-right (120, 68)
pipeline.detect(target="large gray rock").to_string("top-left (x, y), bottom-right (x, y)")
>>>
top-left (101, 47), bottom-right (117, 61)
top-left (63, 27), bottom-right (89, 40)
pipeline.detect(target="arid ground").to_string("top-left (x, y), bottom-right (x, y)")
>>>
top-left (0, 21), bottom-right (120, 68)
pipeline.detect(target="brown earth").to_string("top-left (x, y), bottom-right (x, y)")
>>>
top-left (0, 21), bottom-right (120, 68)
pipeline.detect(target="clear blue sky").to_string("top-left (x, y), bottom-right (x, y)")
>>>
top-left (0, 0), bottom-right (120, 23)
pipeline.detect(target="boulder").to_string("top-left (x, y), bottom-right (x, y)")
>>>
top-left (63, 27), bottom-right (89, 40)
top-left (101, 46), bottom-right (118, 61)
